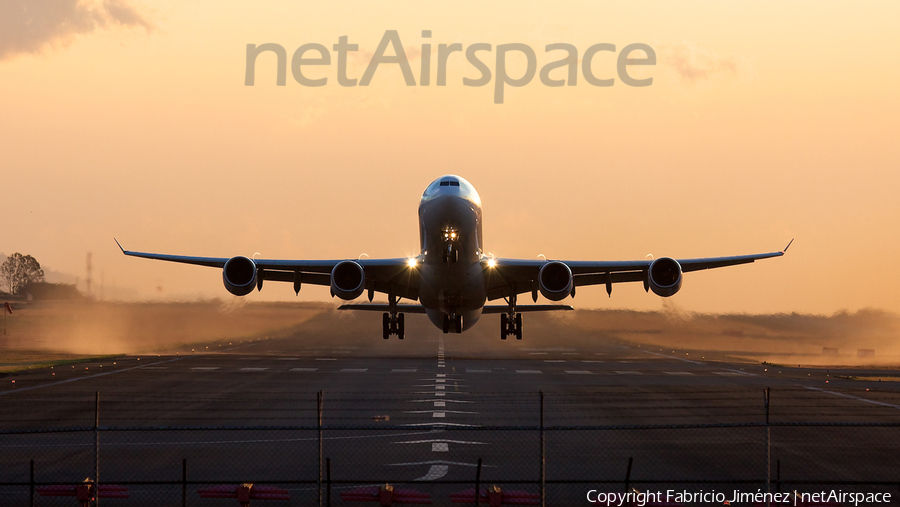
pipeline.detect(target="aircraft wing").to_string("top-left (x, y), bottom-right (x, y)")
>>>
top-left (483, 240), bottom-right (792, 301)
top-left (115, 240), bottom-right (420, 300)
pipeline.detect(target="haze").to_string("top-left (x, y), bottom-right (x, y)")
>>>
top-left (2, 1), bottom-right (899, 315)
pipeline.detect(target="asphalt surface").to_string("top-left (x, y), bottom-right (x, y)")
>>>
top-left (2, 322), bottom-right (900, 506)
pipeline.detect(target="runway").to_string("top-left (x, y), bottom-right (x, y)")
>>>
top-left (2, 321), bottom-right (900, 505)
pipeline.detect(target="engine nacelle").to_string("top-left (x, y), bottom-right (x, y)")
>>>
top-left (538, 261), bottom-right (573, 301)
top-left (331, 261), bottom-right (366, 300)
top-left (223, 256), bottom-right (257, 296)
top-left (648, 257), bottom-right (683, 297)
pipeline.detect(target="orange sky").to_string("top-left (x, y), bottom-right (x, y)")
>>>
top-left (1, 1), bottom-right (898, 314)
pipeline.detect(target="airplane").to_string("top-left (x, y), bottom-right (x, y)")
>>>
top-left (116, 175), bottom-right (791, 340)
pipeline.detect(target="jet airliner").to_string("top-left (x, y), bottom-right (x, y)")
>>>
top-left (117, 175), bottom-right (791, 340)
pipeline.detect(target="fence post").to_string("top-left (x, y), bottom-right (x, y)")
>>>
top-left (624, 457), bottom-right (633, 494)
top-left (30, 459), bottom-right (34, 507)
top-left (317, 391), bottom-right (324, 507)
top-left (326, 457), bottom-right (332, 507)
top-left (776, 459), bottom-right (781, 493)
top-left (540, 391), bottom-right (545, 507)
top-left (95, 391), bottom-right (100, 507)
top-left (765, 387), bottom-right (771, 507)
top-left (475, 457), bottom-right (482, 507)
top-left (182, 458), bottom-right (187, 507)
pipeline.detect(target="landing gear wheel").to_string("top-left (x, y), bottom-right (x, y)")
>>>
top-left (397, 314), bottom-right (405, 340)
top-left (454, 315), bottom-right (463, 334)
top-left (500, 314), bottom-right (508, 340)
top-left (515, 314), bottom-right (523, 340)
top-left (442, 315), bottom-right (450, 334)
top-left (382, 313), bottom-right (390, 340)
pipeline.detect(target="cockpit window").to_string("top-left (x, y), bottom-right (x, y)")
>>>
top-left (439, 180), bottom-right (460, 187)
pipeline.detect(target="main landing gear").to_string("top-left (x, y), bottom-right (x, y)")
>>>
top-left (382, 295), bottom-right (404, 340)
top-left (442, 314), bottom-right (463, 334)
top-left (500, 295), bottom-right (523, 340)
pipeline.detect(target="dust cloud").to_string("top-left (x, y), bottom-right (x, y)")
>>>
top-left (1, 300), bottom-right (898, 367)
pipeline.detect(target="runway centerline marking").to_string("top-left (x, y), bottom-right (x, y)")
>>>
top-left (544, 360), bottom-right (565, 363)
top-left (315, 358), bottom-right (337, 361)
top-left (276, 358), bottom-right (299, 360)
top-left (341, 368), bottom-right (367, 372)
top-left (516, 370), bottom-right (542, 374)
top-left (665, 371), bottom-right (694, 375)
top-left (432, 443), bottom-right (448, 452)
top-left (240, 368), bottom-right (268, 371)
top-left (290, 368), bottom-right (318, 372)
top-left (191, 367), bottom-right (219, 370)
top-left (615, 371), bottom-right (643, 375)
top-left (565, 371), bottom-right (592, 374)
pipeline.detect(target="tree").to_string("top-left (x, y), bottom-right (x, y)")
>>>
top-left (1, 253), bottom-right (44, 295)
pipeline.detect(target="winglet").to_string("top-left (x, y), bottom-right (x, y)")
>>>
top-left (782, 238), bottom-right (794, 253)
top-left (114, 238), bottom-right (126, 254)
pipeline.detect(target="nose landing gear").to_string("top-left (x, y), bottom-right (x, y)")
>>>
top-left (382, 295), bottom-right (405, 340)
top-left (500, 295), bottom-right (523, 340)
top-left (442, 314), bottom-right (463, 334)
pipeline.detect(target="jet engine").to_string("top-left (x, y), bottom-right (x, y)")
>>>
top-left (331, 261), bottom-right (366, 300)
top-left (648, 257), bottom-right (683, 297)
top-left (538, 261), bottom-right (573, 301)
top-left (223, 256), bottom-right (257, 296)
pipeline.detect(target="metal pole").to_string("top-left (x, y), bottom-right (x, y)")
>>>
top-left (95, 391), bottom-right (100, 507)
top-left (475, 457), bottom-right (482, 507)
top-left (30, 459), bottom-right (34, 507)
top-left (182, 458), bottom-right (187, 507)
top-left (540, 391), bottom-right (545, 507)
top-left (765, 387), bottom-right (771, 507)
top-left (624, 457), bottom-right (633, 494)
top-left (326, 458), bottom-right (332, 507)
top-left (317, 391), bottom-right (323, 507)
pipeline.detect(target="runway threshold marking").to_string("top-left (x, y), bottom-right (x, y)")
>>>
top-left (0, 356), bottom-right (189, 397)
top-left (805, 386), bottom-right (900, 410)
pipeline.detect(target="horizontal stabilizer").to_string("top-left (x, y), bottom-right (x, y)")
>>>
top-left (338, 304), bottom-right (428, 314)
top-left (482, 305), bottom-right (573, 314)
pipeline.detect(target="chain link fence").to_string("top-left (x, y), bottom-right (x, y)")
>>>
top-left (2, 389), bottom-right (900, 506)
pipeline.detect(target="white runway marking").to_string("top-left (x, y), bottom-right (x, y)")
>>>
top-left (642, 350), bottom-right (702, 365)
top-left (393, 439), bottom-right (488, 445)
top-left (435, 385), bottom-right (446, 390)
top-left (528, 352), bottom-right (548, 355)
top-left (516, 370), bottom-right (542, 374)
top-left (434, 401), bottom-right (445, 407)
top-left (192, 367), bottom-right (219, 371)
top-left (240, 368), bottom-right (268, 372)
top-left (665, 371), bottom-right (694, 375)
top-left (544, 360), bottom-right (565, 363)
top-left (615, 371), bottom-right (642, 375)
top-left (418, 465), bottom-right (448, 480)
top-left (713, 371), bottom-right (750, 376)
top-left (433, 412), bottom-right (445, 418)
top-left (467, 369), bottom-right (492, 373)
top-left (290, 368), bottom-right (318, 372)
top-left (0, 356), bottom-right (191, 398)
top-left (565, 371), bottom-right (592, 374)
top-left (277, 358), bottom-right (299, 360)
top-left (432, 443), bottom-right (449, 452)
top-left (315, 358), bottom-right (337, 361)
top-left (582, 360), bottom-right (604, 363)
top-left (392, 369), bottom-right (417, 372)
top-left (805, 386), bottom-right (900, 410)
top-left (436, 374), bottom-right (446, 377)
top-left (435, 379), bottom-right (446, 383)
top-left (341, 368), bottom-right (367, 372)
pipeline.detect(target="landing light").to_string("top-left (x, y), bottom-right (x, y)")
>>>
top-left (407, 258), bottom-right (417, 268)
top-left (487, 258), bottom-right (496, 268)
